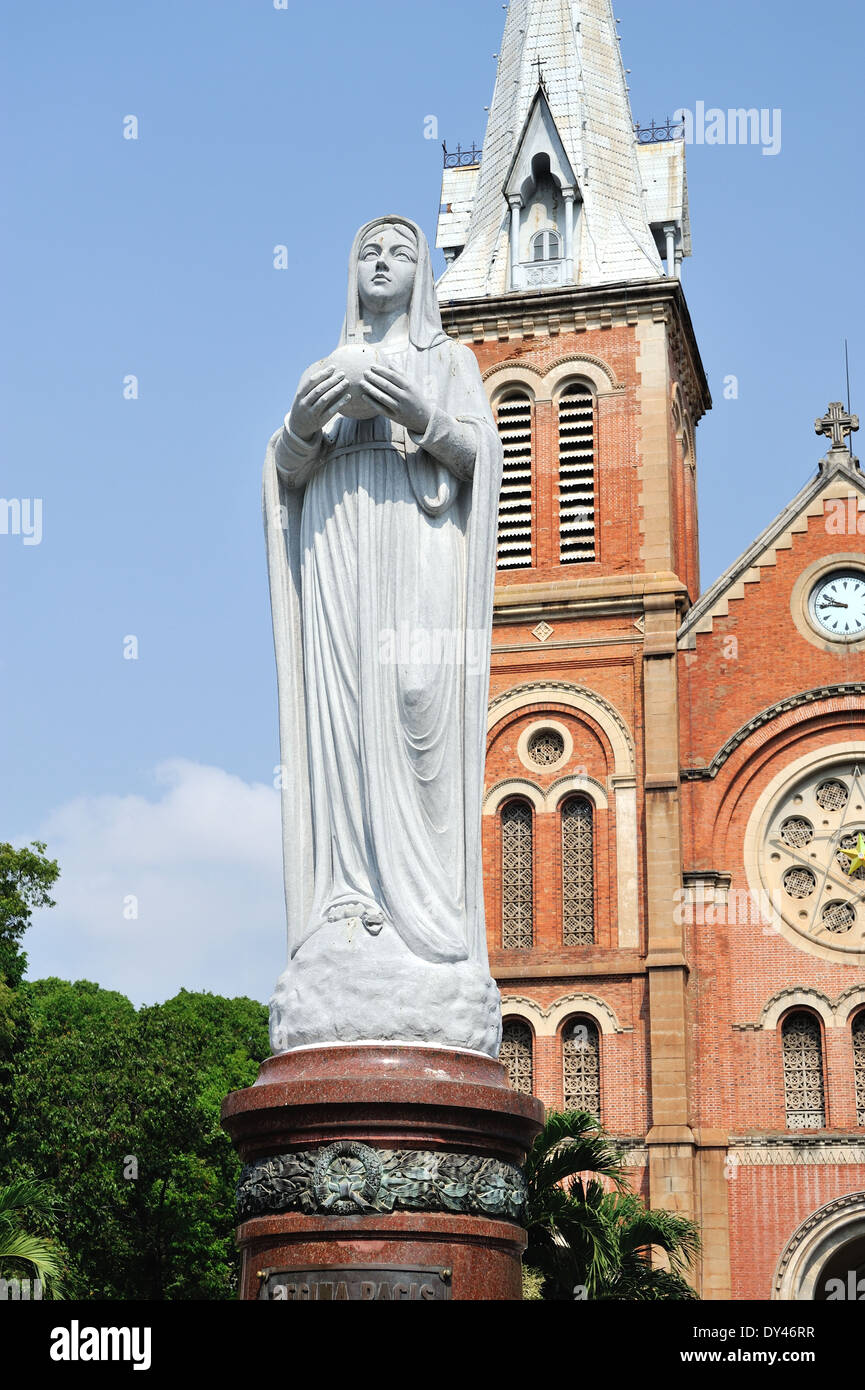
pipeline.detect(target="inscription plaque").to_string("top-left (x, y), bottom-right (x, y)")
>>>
top-left (258, 1265), bottom-right (452, 1301)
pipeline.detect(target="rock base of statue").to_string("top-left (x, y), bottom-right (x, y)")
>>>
top-left (268, 921), bottom-right (503, 1057)
top-left (222, 1044), bottom-right (544, 1301)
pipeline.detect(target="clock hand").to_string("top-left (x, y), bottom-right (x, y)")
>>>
top-left (819, 599), bottom-right (849, 609)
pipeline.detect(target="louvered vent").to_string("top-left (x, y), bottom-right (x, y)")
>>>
top-left (558, 383), bottom-right (596, 563)
top-left (496, 391), bottom-right (533, 570)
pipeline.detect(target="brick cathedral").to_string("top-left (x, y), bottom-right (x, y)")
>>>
top-left (433, 0), bottom-right (865, 1300)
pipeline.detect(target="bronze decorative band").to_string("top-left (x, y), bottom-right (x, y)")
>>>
top-left (237, 1141), bottom-right (527, 1222)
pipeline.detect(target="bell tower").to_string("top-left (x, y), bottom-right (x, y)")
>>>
top-left (436, 0), bottom-right (714, 1285)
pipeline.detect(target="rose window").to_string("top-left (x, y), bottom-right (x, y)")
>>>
top-left (758, 761), bottom-right (865, 956)
top-left (527, 728), bottom-right (566, 767)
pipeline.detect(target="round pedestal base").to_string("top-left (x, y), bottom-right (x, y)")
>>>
top-left (222, 1044), bottom-right (544, 1302)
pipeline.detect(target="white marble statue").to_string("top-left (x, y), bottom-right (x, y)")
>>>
top-left (263, 215), bottom-right (503, 1057)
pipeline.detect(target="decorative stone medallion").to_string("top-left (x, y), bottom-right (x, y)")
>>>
top-left (312, 1141), bottom-right (383, 1215)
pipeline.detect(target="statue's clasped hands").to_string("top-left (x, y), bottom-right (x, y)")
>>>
top-left (289, 362), bottom-right (432, 441)
top-left (359, 363), bottom-right (432, 436)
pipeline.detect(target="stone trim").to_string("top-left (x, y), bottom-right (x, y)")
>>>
top-left (729, 1139), bottom-right (865, 1165)
top-left (680, 685), bottom-right (865, 782)
top-left (734, 987), bottom-right (865, 1032)
top-left (485, 366), bottom-right (542, 404)
top-left (618, 1145), bottom-right (649, 1168)
top-left (482, 779), bottom-right (546, 816)
top-left (238, 1143), bottom-right (526, 1224)
top-left (836, 986), bottom-right (865, 1025)
top-left (756, 990), bottom-right (834, 1032)
top-left (545, 773), bottom-right (609, 812)
top-left (499, 991), bottom-right (626, 1038)
top-left (482, 352), bottom-right (622, 403)
top-left (484, 773), bottom-right (609, 816)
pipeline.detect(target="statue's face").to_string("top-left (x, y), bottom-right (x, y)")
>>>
top-left (357, 225), bottom-right (417, 316)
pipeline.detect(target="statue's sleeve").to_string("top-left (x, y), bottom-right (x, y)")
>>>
top-left (407, 342), bottom-right (497, 482)
top-left (408, 405), bottom-right (477, 481)
top-left (272, 418), bottom-right (324, 489)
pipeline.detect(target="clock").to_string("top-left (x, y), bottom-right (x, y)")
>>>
top-left (808, 569), bottom-right (865, 638)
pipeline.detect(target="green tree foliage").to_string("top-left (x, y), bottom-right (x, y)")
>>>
top-left (524, 1109), bottom-right (701, 1301)
top-left (2, 980), bottom-right (269, 1299)
top-left (0, 842), bottom-right (59, 989)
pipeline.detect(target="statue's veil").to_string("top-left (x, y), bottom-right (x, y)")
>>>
top-left (340, 215), bottom-right (448, 352)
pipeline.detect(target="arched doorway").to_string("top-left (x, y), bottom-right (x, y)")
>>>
top-left (774, 1194), bottom-right (865, 1299)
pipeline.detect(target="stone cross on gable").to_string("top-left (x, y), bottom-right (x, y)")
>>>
top-left (533, 55), bottom-right (547, 91)
top-left (815, 401), bottom-right (860, 451)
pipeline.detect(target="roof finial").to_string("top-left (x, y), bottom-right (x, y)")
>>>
top-left (816, 401), bottom-right (859, 452)
top-left (815, 401), bottom-right (860, 469)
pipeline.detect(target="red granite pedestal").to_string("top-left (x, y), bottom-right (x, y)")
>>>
top-left (222, 1044), bottom-right (544, 1301)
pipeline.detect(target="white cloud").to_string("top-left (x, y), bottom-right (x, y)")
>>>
top-left (18, 761), bottom-right (285, 1007)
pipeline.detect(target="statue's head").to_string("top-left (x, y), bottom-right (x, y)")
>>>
top-left (356, 219), bottom-right (419, 318)
top-left (343, 216), bottom-right (444, 352)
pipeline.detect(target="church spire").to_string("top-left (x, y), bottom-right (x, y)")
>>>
top-left (436, 0), bottom-right (685, 300)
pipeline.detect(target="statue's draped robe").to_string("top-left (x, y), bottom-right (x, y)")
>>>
top-left (264, 236), bottom-right (501, 975)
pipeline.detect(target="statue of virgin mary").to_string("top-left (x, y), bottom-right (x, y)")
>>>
top-left (263, 215), bottom-right (503, 1057)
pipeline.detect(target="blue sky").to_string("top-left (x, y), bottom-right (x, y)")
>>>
top-left (2, 0), bottom-right (863, 1003)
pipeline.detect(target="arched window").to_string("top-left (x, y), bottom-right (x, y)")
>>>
top-left (531, 229), bottom-right (561, 262)
top-left (558, 383), bottom-right (596, 563)
top-left (562, 796), bottom-right (594, 945)
top-left (563, 1016), bottom-right (600, 1116)
top-left (501, 799), bottom-right (533, 949)
top-left (501, 1019), bottom-right (534, 1094)
top-left (853, 1012), bottom-right (865, 1126)
top-left (782, 1011), bottom-right (826, 1129)
top-left (495, 390), bottom-right (533, 570)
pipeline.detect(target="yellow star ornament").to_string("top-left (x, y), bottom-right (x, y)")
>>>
top-left (839, 832), bottom-right (865, 875)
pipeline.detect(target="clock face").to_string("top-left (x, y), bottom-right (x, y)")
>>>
top-left (809, 570), bottom-right (865, 638)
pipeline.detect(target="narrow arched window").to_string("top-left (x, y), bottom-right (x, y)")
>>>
top-left (782, 1011), bottom-right (826, 1129)
top-left (562, 796), bottom-right (594, 945)
top-left (563, 1016), bottom-right (600, 1116)
top-left (558, 383), bottom-right (596, 563)
top-left (495, 390), bottom-right (533, 570)
top-left (531, 229), bottom-right (561, 262)
top-left (501, 799), bottom-right (533, 949)
top-left (501, 1019), bottom-right (534, 1094)
top-left (853, 1012), bottom-right (865, 1127)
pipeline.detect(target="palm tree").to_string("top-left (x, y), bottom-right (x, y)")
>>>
top-left (587, 1189), bottom-right (701, 1301)
top-left (0, 1178), bottom-right (65, 1297)
top-left (523, 1110), bottom-right (701, 1301)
